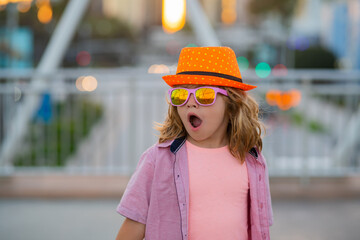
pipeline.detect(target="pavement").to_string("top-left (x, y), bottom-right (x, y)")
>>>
top-left (1, 197), bottom-right (360, 240)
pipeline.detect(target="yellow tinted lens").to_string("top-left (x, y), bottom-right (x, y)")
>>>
top-left (171, 89), bottom-right (188, 105)
top-left (196, 88), bottom-right (215, 105)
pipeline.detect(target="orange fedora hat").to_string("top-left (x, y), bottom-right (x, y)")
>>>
top-left (162, 46), bottom-right (257, 91)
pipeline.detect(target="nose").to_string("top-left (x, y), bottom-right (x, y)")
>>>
top-left (186, 93), bottom-right (199, 108)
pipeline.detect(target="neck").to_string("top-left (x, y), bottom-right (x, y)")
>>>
top-left (186, 135), bottom-right (228, 149)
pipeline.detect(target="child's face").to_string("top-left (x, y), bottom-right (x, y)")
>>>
top-left (176, 85), bottom-right (229, 148)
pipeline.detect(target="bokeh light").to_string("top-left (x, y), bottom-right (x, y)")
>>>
top-left (185, 43), bottom-right (197, 48)
top-left (221, 9), bottom-right (236, 25)
top-left (17, 2), bottom-right (31, 13)
top-left (76, 51), bottom-right (91, 66)
top-left (289, 89), bottom-right (302, 107)
top-left (162, 0), bottom-right (186, 33)
top-left (36, 0), bottom-right (49, 8)
top-left (277, 92), bottom-right (293, 111)
top-left (14, 86), bottom-right (22, 102)
top-left (266, 89), bottom-right (302, 111)
top-left (287, 36), bottom-right (310, 51)
top-left (237, 56), bottom-right (249, 72)
top-left (37, 4), bottom-right (52, 24)
top-left (82, 76), bottom-right (98, 92)
top-left (255, 62), bottom-right (271, 78)
top-left (148, 64), bottom-right (170, 74)
top-left (76, 76), bottom-right (98, 92)
top-left (266, 90), bottom-right (281, 106)
top-left (221, 0), bottom-right (237, 25)
top-left (76, 76), bottom-right (85, 91)
top-left (272, 64), bottom-right (288, 77)
top-left (0, 0), bottom-right (33, 6)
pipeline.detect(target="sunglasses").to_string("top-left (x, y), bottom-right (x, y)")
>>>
top-left (168, 86), bottom-right (228, 107)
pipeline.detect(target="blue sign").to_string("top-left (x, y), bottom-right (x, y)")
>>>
top-left (34, 92), bottom-right (53, 124)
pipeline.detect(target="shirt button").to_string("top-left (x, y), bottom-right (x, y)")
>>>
top-left (259, 174), bottom-right (262, 181)
top-left (260, 203), bottom-right (263, 209)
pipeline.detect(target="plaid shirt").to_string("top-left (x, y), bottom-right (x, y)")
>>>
top-left (117, 137), bottom-right (273, 240)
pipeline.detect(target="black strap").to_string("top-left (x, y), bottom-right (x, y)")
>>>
top-left (170, 136), bottom-right (187, 154)
top-left (177, 71), bottom-right (243, 83)
top-left (249, 147), bottom-right (258, 159)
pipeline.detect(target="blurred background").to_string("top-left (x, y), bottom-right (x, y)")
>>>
top-left (0, 0), bottom-right (359, 239)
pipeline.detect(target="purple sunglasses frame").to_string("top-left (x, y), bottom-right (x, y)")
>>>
top-left (168, 86), bottom-right (228, 107)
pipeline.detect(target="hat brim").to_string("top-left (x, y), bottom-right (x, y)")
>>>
top-left (162, 74), bottom-right (257, 91)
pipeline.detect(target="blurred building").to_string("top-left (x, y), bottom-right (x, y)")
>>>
top-left (329, 0), bottom-right (360, 70)
top-left (100, 0), bottom-right (360, 69)
top-left (293, 0), bottom-right (360, 70)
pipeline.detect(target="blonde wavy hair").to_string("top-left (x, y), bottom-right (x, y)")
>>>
top-left (154, 86), bottom-right (266, 163)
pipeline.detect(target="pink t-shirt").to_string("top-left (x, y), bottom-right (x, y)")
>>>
top-left (186, 140), bottom-right (249, 240)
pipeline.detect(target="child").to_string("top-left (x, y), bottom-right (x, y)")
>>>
top-left (115, 46), bottom-right (273, 240)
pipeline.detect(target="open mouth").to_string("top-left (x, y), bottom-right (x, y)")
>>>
top-left (188, 114), bottom-right (202, 129)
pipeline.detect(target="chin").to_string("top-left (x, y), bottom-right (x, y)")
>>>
top-left (187, 132), bottom-right (208, 142)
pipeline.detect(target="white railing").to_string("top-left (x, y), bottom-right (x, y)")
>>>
top-left (0, 68), bottom-right (359, 177)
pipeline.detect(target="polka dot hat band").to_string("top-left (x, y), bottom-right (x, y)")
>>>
top-left (162, 46), bottom-right (257, 91)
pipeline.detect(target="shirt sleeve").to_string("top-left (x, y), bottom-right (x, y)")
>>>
top-left (262, 153), bottom-right (274, 227)
top-left (116, 147), bottom-right (156, 224)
